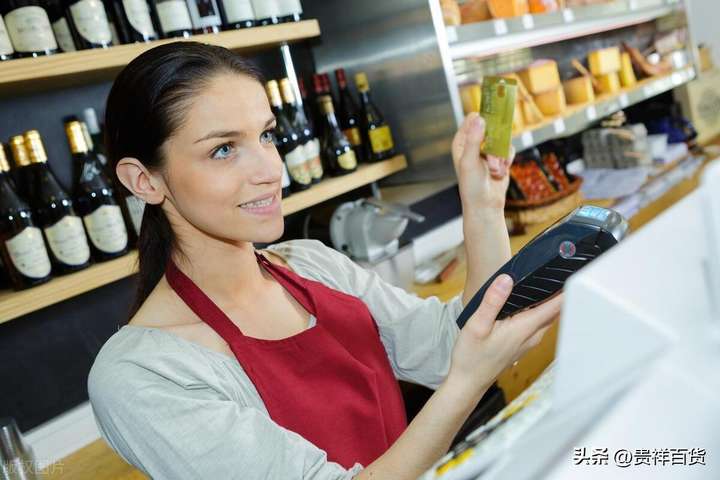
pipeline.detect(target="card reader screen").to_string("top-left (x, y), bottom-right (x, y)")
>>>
top-left (577, 206), bottom-right (610, 222)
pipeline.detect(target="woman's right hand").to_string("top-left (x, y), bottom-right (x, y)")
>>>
top-left (446, 274), bottom-right (563, 398)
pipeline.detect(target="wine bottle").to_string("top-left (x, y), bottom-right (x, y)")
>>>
top-left (64, 0), bottom-right (114, 49)
top-left (185, 0), bottom-right (221, 34)
top-left (265, 80), bottom-right (312, 192)
top-left (8, 135), bottom-right (36, 202)
top-left (107, 0), bottom-right (158, 43)
top-left (279, 78), bottom-right (323, 184)
top-left (20, 130), bottom-right (92, 274)
top-left (47, 0), bottom-right (77, 52)
top-left (0, 143), bottom-right (52, 290)
top-left (297, 77), bottom-right (314, 133)
top-left (311, 73), bottom-right (330, 137)
top-left (64, 121), bottom-right (129, 261)
top-left (276, 0), bottom-right (301, 22)
top-left (150, 0), bottom-right (192, 37)
top-left (1, 1), bottom-right (58, 57)
top-left (217, 0), bottom-right (253, 29)
top-left (0, 12), bottom-right (16, 59)
top-left (355, 72), bottom-right (395, 162)
top-left (318, 95), bottom-right (357, 176)
top-left (250, 0), bottom-right (278, 26)
top-left (335, 69), bottom-right (366, 164)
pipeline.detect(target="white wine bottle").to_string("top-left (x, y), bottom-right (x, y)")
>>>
top-left (64, 0), bottom-right (114, 49)
top-left (1, 0), bottom-right (58, 57)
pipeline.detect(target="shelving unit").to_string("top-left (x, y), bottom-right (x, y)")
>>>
top-left (0, 20), bottom-right (320, 95)
top-left (511, 66), bottom-right (696, 151)
top-left (447, 0), bottom-right (681, 59)
top-left (0, 155), bottom-right (407, 324)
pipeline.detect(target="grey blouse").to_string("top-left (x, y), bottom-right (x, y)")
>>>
top-left (88, 239), bottom-right (463, 479)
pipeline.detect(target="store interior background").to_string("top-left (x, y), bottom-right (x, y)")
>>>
top-left (0, 0), bottom-right (717, 469)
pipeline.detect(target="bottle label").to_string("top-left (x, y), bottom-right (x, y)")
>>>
top-left (304, 139), bottom-right (323, 180)
top-left (368, 125), bottom-right (395, 154)
top-left (6, 226), bottom-right (52, 279)
top-left (44, 215), bottom-right (91, 266)
top-left (251, 0), bottom-right (280, 19)
top-left (338, 150), bottom-right (358, 171)
top-left (83, 205), bottom-right (128, 254)
top-left (223, 0), bottom-right (255, 23)
top-left (156, 0), bottom-right (193, 32)
top-left (51, 18), bottom-right (77, 52)
top-left (122, 0), bottom-right (157, 36)
top-left (124, 195), bottom-right (145, 236)
top-left (4, 6), bottom-right (58, 53)
top-left (276, 0), bottom-right (302, 16)
top-left (343, 127), bottom-right (362, 147)
top-left (285, 146), bottom-right (312, 185)
top-left (186, 0), bottom-right (221, 29)
top-left (0, 15), bottom-right (15, 55)
top-left (70, 0), bottom-right (112, 45)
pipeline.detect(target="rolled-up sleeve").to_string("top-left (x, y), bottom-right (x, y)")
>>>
top-left (88, 360), bottom-right (363, 480)
top-left (269, 240), bottom-right (463, 389)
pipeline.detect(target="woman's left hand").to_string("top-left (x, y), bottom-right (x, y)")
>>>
top-left (451, 112), bottom-right (515, 211)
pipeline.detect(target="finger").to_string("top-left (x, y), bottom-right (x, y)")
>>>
top-left (510, 293), bottom-right (563, 339)
top-left (460, 115), bottom-right (486, 167)
top-left (465, 274), bottom-right (514, 338)
top-left (452, 113), bottom-right (478, 164)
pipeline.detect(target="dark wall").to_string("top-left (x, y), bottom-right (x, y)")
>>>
top-left (0, 41), bottom-right (319, 433)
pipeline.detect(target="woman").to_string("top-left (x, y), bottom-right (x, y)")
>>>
top-left (88, 42), bottom-right (561, 479)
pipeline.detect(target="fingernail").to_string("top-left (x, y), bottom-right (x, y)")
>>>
top-left (496, 274), bottom-right (513, 293)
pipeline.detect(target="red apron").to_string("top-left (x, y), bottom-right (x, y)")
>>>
top-left (164, 251), bottom-right (408, 468)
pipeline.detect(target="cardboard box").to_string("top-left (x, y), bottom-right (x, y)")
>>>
top-left (518, 60), bottom-right (561, 95)
top-left (563, 76), bottom-right (595, 104)
top-left (589, 47), bottom-right (621, 76)
top-left (674, 69), bottom-right (720, 145)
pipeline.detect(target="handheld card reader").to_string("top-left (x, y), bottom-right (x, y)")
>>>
top-left (456, 205), bottom-right (629, 328)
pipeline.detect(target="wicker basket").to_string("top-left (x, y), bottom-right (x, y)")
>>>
top-left (505, 176), bottom-right (584, 226)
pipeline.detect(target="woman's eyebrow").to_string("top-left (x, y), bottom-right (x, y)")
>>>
top-left (194, 130), bottom-right (242, 144)
top-left (264, 116), bottom-right (277, 128)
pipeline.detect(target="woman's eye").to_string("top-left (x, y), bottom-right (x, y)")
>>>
top-left (260, 130), bottom-right (275, 145)
top-left (211, 143), bottom-right (235, 160)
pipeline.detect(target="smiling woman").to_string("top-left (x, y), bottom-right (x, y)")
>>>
top-left (87, 42), bottom-right (561, 480)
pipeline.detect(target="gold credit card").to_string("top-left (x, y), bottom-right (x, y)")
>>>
top-left (480, 76), bottom-right (518, 159)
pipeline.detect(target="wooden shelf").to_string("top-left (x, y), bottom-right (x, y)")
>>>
top-left (0, 155), bottom-right (407, 324)
top-left (282, 155), bottom-right (408, 215)
top-left (0, 20), bottom-right (320, 95)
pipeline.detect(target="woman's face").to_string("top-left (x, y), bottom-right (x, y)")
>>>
top-left (159, 72), bottom-right (284, 246)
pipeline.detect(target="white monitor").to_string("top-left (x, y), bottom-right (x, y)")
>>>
top-left (423, 159), bottom-right (720, 480)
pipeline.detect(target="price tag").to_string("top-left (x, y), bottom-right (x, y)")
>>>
top-left (672, 72), bottom-right (683, 86)
top-left (553, 118), bottom-right (566, 134)
top-left (446, 27), bottom-right (458, 43)
top-left (521, 131), bottom-right (534, 148)
top-left (629, 0), bottom-right (638, 10)
top-left (521, 14), bottom-right (534, 30)
top-left (493, 19), bottom-right (508, 35)
top-left (643, 85), bottom-right (655, 97)
top-left (619, 93), bottom-right (630, 108)
top-left (562, 9), bottom-right (575, 23)
top-left (586, 106), bottom-right (597, 121)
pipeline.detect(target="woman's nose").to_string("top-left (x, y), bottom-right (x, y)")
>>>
top-left (250, 149), bottom-right (283, 185)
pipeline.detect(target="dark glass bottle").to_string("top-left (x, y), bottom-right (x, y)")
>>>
top-left (150, 0), bottom-right (192, 37)
top-left (276, 0), bottom-right (301, 23)
top-left (335, 69), bottom-right (367, 164)
top-left (185, 0), bottom-right (221, 34)
top-left (280, 78), bottom-right (323, 184)
top-left (0, 143), bottom-right (52, 290)
top-left (266, 80), bottom-right (312, 192)
top-left (7, 135), bottom-right (35, 203)
top-left (64, 0), bottom-right (114, 49)
top-left (0, 11), bottom-right (16, 59)
top-left (318, 95), bottom-right (357, 176)
top-left (20, 130), bottom-right (92, 275)
top-left (250, 0), bottom-right (278, 26)
top-left (47, 0), bottom-right (77, 52)
top-left (107, 0), bottom-right (158, 43)
top-left (65, 121), bottom-right (129, 261)
top-left (311, 73), bottom-right (331, 138)
top-left (217, 0), bottom-right (253, 29)
top-left (297, 77), bottom-right (314, 133)
top-left (355, 72), bottom-right (396, 162)
top-left (1, 1), bottom-right (58, 57)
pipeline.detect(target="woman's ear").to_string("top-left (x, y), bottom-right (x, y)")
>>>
top-left (116, 158), bottom-right (165, 205)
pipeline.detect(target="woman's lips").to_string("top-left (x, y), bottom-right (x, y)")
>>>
top-left (239, 193), bottom-right (280, 216)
